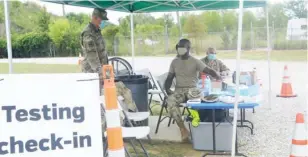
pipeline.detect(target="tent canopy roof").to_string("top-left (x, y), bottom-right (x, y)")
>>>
top-left (43, 0), bottom-right (266, 13)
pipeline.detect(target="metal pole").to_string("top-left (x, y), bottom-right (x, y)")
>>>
top-left (4, 0), bottom-right (13, 73)
top-left (266, 5), bottom-right (272, 109)
top-left (250, 22), bottom-right (253, 50)
top-left (62, 4), bottom-right (66, 16)
top-left (231, 0), bottom-right (243, 156)
top-left (165, 22), bottom-right (168, 54)
top-left (130, 13), bottom-right (135, 71)
top-left (176, 11), bottom-right (182, 39)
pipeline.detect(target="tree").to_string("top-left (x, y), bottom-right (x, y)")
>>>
top-left (201, 11), bottom-right (223, 32)
top-left (285, 0), bottom-right (307, 18)
top-left (102, 25), bottom-right (119, 54)
top-left (269, 3), bottom-right (289, 28)
top-left (222, 11), bottom-right (237, 31)
top-left (156, 13), bottom-right (174, 29)
top-left (243, 11), bottom-right (257, 30)
top-left (0, 3), bottom-right (4, 23)
top-left (118, 17), bottom-right (130, 37)
top-left (37, 7), bottom-right (51, 32)
top-left (48, 19), bottom-right (70, 55)
top-left (184, 14), bottom-right (206, 36)
top-left (66, 13), bottom-right (90, 25)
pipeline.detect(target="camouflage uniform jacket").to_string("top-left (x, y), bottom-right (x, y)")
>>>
top-left (200, 57), bottom-right (229, 72)
top-left (80, 22), bottom-right (108, 76)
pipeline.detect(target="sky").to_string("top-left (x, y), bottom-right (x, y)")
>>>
top-left (25, 0), bottom-right (284, 25)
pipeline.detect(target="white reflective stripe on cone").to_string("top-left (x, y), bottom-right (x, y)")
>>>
top-left (108, 148), bottom-right (125, 157)
top-left (290, 145), bottom-right (308, 156)
top-left (106, 110), bottom-right (121, 128)
top-left (282, 78), bottom-right (290, 83)
top-left (293, 124), bottom-right (307, 140)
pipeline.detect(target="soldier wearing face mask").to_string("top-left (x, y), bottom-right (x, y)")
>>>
top-left (165, 39), bottom-right (221, 142)
top-left (80, 8), bottom-right (138, 135)
top-left (200, 47), bottom-right (230, 79)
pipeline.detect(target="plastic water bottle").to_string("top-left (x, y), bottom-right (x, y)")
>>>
top-left (205, 76), bottom-right (211, 95)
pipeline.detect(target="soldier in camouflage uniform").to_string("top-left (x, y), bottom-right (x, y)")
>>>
top-left (80, 8), bottom-right (137, 133)
top-left (165, 39), bottom-right (221, 142)
top-left (200, 47), bottom-right (230, 78)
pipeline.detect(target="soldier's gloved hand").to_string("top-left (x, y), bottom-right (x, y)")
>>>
top-left (166, 89), bottom-right (174, 96)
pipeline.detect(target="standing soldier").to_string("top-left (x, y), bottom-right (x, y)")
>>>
top-left (80, 8), bottom-right (137, 132)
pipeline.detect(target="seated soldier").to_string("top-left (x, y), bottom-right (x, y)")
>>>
top-left (200, 47), bottom-right (230, 78)
top-left (165, 39), bottom-right (221, 142)
top-left (199, 47), bottom-right (231, 123)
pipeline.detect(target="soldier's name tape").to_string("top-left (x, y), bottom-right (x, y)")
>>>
top-left (0, 132), bottom-right (92, 155)
top-left (1, 104), bottom-right (85, 123)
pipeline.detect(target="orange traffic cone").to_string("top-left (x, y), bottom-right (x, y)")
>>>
top-left (290, 113), bottom-right (308, 157)
top-left (277, 65), bottom-right (297, 97)
top-left (103, 65), bottom-right (125, 156)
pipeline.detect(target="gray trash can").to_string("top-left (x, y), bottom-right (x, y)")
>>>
top-left (115, 75), bottom-right (149, 125)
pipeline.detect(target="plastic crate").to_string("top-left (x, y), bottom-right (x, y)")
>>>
top-left (189, 122), bottom-right (233, 151)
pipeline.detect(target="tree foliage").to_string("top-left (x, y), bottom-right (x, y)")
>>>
top-left (184, 14), bottom-right (206, 37)
top-left (285, 0), bottom-right (307, 18)
top-left (201, 11), bottom-right (223, 32)
top-left (0, 1), bottom-right (305, 58)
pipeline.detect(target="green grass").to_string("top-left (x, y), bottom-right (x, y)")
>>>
top-left (126, 140), bottom-right (203, 157)
top-left (0, 63), bottom-right (80, 74)
top-left (159, 50), bottom-right (307, 61)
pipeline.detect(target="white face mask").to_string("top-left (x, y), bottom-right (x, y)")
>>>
top-left (177, 48), bottom-right (187, 56)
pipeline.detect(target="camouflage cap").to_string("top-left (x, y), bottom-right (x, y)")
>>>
top-left (92, 8), bottom-right (108, 20)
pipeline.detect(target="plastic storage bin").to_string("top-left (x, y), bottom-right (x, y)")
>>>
top-left (189, 122), bottom-right (233, 151)
top-left (115, 74), bottom-right (149, 125)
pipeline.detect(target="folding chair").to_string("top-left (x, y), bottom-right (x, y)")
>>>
top-left (135, 68), bottom-right (164, 115)
top-left (100, 96), bottom-right (150, 157)
top-left (154, 73), bottom-right (188, 134)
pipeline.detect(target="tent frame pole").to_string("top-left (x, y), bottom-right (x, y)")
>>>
top-left (130, 13), bottom-right (135, 72)
top-left (176, 11), bottom-right (182, 39)
top-left (266, 5), bottom-right (271, 109)
top-left (4, 0), bottom-right (13, 73)
top-left (231, 0), bottom-right (244, 156)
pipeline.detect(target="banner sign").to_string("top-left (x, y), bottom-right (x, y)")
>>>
top-left (0, 74), bottom-right (103, 157)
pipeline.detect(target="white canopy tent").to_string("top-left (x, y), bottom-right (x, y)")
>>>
top-left (2, 0), bottom-right (271, 156)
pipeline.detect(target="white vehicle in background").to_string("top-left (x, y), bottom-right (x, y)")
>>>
top-left (286, 18), bottom-right (307, 40)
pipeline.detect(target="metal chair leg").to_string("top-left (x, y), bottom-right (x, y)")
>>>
top-left (128, 140), bottom-right (138, 156)
top-left (137, 139), bottom-right (150, 157)
top-left (148, 94), bottom-right (153, 115)
top-left (155, 98), bottom-right (166, 134)
top-left (124, 146), bottom-right (132, 157)
top-left (168, 115), bottom-right (173, 127)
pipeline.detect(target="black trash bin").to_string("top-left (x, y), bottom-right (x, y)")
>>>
top-left (115, 74), bottom-right (149, 125)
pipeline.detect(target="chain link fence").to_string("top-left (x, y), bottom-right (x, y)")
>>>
top-left (110, 27), bottom-right (307, 56)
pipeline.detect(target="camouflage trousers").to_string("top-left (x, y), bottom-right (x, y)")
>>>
top-left (101, 81), bottom-right (138, 133)
top-left (166, 87), bottom-right (199, 129)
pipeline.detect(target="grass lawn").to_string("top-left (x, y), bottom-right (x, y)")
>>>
top-left (159, 50), bottom-right (307, 61)
top-left (0, 63), bottom-right (80, 74)
top-left (126, 140), bottom-right (203, 157)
